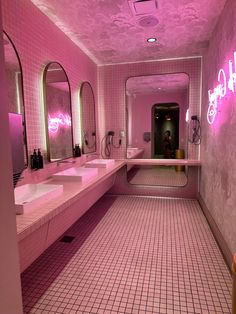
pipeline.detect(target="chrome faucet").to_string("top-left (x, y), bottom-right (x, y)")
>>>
top-left (57, 160), bottom-right (76, 166)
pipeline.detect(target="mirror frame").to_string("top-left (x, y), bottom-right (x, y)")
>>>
top-left (80, 81), bottom-right (96, 154)
top-left (43, 61), bottom-right (74, 162)
top-left (3, 30), bottom-right (28, 168)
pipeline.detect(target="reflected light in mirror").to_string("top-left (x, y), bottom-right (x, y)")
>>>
top-left (43, 62), bottom-right (74, 161)
top-left (48, 113), bottom-right (72, 134)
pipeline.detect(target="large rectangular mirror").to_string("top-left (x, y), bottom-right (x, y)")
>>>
top-left (43, 62), bottom-right (74, 162)
top-left (126, 73), bottom-right (189, 187)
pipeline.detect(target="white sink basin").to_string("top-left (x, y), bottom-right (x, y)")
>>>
top-left (52, 167), bottom-right (98, 181)
top-left (14, 183), bottom-right (63, 215)
top-left (85, 159), bottom-right (115, 168)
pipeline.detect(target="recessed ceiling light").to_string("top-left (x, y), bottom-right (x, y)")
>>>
top-left (147, 37), bottom-right (157, 43)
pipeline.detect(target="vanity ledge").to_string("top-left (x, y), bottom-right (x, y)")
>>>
top-left (16, 160), bottom-right (125, 241)
top-left (126, 159), bottom-right (201, 166)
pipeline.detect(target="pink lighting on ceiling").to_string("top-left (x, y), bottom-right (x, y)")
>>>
top-left (207, 51), bottom-right (236, 125)
top-left (48, 113), bottom-right (71, 134)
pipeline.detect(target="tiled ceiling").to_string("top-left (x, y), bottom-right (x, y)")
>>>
top-left (31, 0), bottom-right (227, 65)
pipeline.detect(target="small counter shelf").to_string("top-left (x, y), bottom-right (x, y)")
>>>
top-left (126, 158), bottom-right (201, 166)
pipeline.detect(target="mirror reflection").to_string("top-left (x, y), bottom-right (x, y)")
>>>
top-left (126, 73), bottom-right (189, 187)
top-left (43, 62), bottom-right (74, 162)
top-left (80, 82), bottom-right (96, 154)
top-left (3, 31), bottom-right (27, 181)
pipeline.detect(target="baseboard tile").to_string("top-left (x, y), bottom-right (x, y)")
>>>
top-left (198, 194), bottom-right (232, 269)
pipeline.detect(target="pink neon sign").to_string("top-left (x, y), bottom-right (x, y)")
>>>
top-left (207, 51), bottom-right (236, 124)
top-left (48, 113), bottom-right (71, 133)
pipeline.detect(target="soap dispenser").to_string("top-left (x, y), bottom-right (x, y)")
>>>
top-left (30, 149), bottom-right (38, 169)
top-left (74, 144), bottom-right (81, 157)
top-left (37, 148), bottom-right (44, 169)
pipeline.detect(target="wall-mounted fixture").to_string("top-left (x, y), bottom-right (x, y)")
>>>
top-left (101, 131), bottom-right (122, 158)
top-left (143, 132), bottom-right (151, 142)
top-left (189, 115), bottom-right (201, 145)
top-left (128, 0), bottom-right (158, 16)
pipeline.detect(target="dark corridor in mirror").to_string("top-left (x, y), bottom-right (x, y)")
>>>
top-left (153, 103), bottom-right (179, 159)
top-left (43, 62), bottom-right (74, 162)
top-left (4, 31), bottom-right (27, 183)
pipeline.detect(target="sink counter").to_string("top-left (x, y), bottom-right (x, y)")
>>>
top-left (16, 158), bottom-right (200, 240)
top-left (16, 160), bottom-right (125, 241)
top-left (16, 158), bottom-right (200, 272)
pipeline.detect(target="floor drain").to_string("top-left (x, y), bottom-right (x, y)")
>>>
top-left (60, 236), bottom-right (75, 243)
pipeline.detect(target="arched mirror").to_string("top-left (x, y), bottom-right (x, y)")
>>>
top-left (43, 62), bottom-right (74, 162)
top-left (126, 73), bottom-right (189, 187)
top-left (80, 82), bottom-right (96, 154)
top-left (4, 31), bottom-right (27, 183)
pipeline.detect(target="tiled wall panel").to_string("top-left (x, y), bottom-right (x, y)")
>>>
top-left (98, 58), bottom-right (201, 159)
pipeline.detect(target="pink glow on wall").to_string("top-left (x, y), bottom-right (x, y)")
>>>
top-left (207, 51), bottom-right (236, 124)
top-left (48, 113), bottom-right (71, 134)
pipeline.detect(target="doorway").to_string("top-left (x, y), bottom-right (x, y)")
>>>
top-left (152, 103), bottom-right (179, 158)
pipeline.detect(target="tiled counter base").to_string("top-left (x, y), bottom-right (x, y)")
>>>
top-left (16, 161), bottom-right (125, 272)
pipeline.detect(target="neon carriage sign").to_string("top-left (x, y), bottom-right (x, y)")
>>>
top-left (207, 51), bottom-right (236, 124)
top-left (48, 113), bottom-right (71, 134)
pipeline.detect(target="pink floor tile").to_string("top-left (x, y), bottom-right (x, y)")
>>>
top-left (21, 195), bottom-right (232, 313)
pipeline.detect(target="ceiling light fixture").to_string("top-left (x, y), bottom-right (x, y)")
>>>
top-left (147, 37), bottom-right (157, 43)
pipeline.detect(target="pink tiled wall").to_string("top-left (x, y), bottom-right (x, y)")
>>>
top-left (98, 58), bottom-right (201, 159)
top-left (200, 0), bottom-right (236, 254)
top-left (128, 90), bottom-right (188, 158)
top-left (2, 0), bottom-right (98, 184)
